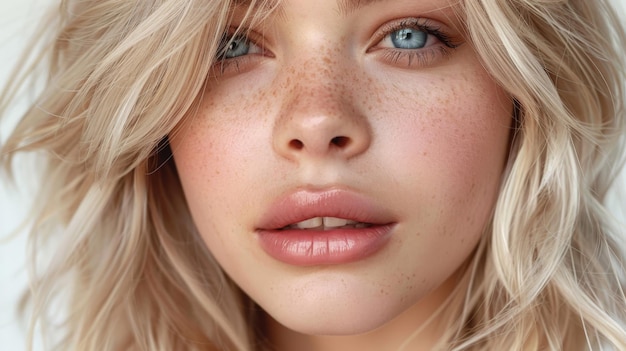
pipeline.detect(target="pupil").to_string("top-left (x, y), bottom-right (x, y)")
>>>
top-left (398, 30), bottom-right (412, 41)
top-left (222, 37), bottom-right (249, 59)
top-left (391, 28), bottom-right (427, 49)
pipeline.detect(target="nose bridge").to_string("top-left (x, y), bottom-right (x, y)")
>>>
top-left (272, 51), bottom-right (372, 162)
top-left (284, 49), bottom-right (348, 112)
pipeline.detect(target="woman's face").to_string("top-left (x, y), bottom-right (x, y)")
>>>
top-left (170, 0), bottom-right (512, 336)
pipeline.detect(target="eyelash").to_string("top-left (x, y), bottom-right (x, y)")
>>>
top-left (212, 18), bottom-right (461, 74)
top-left (371, 18), bottom-right (460, 68)
top-left (213, 32), bottom-right (264, 75)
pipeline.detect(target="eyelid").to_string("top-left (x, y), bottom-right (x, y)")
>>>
top-left (212, 27), bottom-right (274, 76)
top-left (366, 17), bottom-right (463, 69)
top-left (216, 27), bottom-right (272, 59)
top-left (367, 17), bottom-right (460, 52)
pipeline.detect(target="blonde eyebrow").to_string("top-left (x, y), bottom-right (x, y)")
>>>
top-left (336, 0), bottom-right (388, 16)
top-left (234, 0), bottom-right (387, 17)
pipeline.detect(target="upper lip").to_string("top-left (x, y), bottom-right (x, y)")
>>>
top-left (256, 188), bottom-right (396, 230)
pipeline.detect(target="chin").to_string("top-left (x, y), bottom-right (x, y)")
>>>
top-left (257, 270), bottom-right (425, 336)
top-left (269, 302), bottom-right (401, 336)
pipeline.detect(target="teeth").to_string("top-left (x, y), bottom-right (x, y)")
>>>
top-left (291, 217), bottom-right (364, 230)
top-left (295, 217), bottom-right (323, 229)
top-left (323, 217), bottom-right (356, 227)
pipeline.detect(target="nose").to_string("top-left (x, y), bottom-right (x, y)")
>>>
top-left (272, 64), bottom-right (372, 162)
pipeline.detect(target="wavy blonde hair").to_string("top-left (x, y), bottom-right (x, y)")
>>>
top-left (1, 0), bottom-right (625, 350)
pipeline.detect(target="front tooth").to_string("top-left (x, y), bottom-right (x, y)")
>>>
top-left (295, 217), bottom-right (323, 229)
top-left (323, 217), bottom-right (356, 228)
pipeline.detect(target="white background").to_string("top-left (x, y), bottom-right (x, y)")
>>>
top-left (1, 0), bottom-right (626, 350)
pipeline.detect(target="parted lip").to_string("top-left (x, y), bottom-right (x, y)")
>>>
top-left (255, 187), bottom-right (396, 231)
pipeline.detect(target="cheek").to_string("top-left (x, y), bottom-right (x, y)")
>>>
top-left (171, 84), bottom-right (273, 196)
top-left (168, 115), bottom-right (239, 241)
top-left (373, 69), bottom-right (512, 201)
top-left (168, 90), bottom-right (279, 269)
top-left (369, 68), bottom-right (512, 263)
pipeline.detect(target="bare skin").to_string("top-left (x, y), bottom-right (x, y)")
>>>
top-left (170, 0), bottom-right (512, 349)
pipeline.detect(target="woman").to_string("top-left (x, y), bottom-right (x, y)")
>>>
top-left (2, 0), bottom-right (626, 349)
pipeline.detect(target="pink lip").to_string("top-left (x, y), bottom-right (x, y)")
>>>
top-left (256, 188), bottom-right (396, 266)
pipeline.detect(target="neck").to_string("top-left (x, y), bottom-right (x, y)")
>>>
top-left (264, 274), bottom-right (465, 351)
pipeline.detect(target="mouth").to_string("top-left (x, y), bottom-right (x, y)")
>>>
top-left (256, 188), bottom-right (396, 266)
top-left (256, 188), bottom-right (395, 231)
top-left (280, 216), bottom-right (373, 230)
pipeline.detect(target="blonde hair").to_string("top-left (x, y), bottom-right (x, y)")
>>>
top-left (1, 0), bottom-right (625, 350)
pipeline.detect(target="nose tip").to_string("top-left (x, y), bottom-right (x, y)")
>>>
top-left (274, 111), bottom-right (371, 161)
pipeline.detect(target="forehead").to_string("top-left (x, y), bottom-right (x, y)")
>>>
top-left (229, 0), bottom-right (465, 39)
top-left (233, 0), bottom-right (452, 17)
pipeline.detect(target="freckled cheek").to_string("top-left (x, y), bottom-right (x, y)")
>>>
top-left (372, 79), bottom-right (512, 209)
top-left (172, 96), bottom-right (273, 203)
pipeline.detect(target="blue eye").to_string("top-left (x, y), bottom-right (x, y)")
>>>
top-left (389, 28), bottom-right (428, 49)
top-left (218, 34), bottom-right (262, 60)
top-left (223, 36), bottom-right (250, 58)
top-left (371, 19), bottom-right (459, 69)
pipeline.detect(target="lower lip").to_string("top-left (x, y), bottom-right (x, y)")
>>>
top-left (256, 225), bottom-right (394, 266)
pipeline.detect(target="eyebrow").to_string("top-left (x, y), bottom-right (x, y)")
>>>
top-left (235, 0), bottom-right (388, 17)
top-left (337, 0), bottom-right (388, 16)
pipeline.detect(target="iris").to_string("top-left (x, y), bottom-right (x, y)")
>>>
top-left (390, 28), bottom-right (427, 49)
top-left (222, 36), bottom-right (250, 58)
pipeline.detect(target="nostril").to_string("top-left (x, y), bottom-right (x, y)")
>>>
top-left (331, 136), bottom-right (350, 148)
top-left (289, 139), bottom-right (304, 150)
top-left (287, 137), bottom-right (351, 152)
